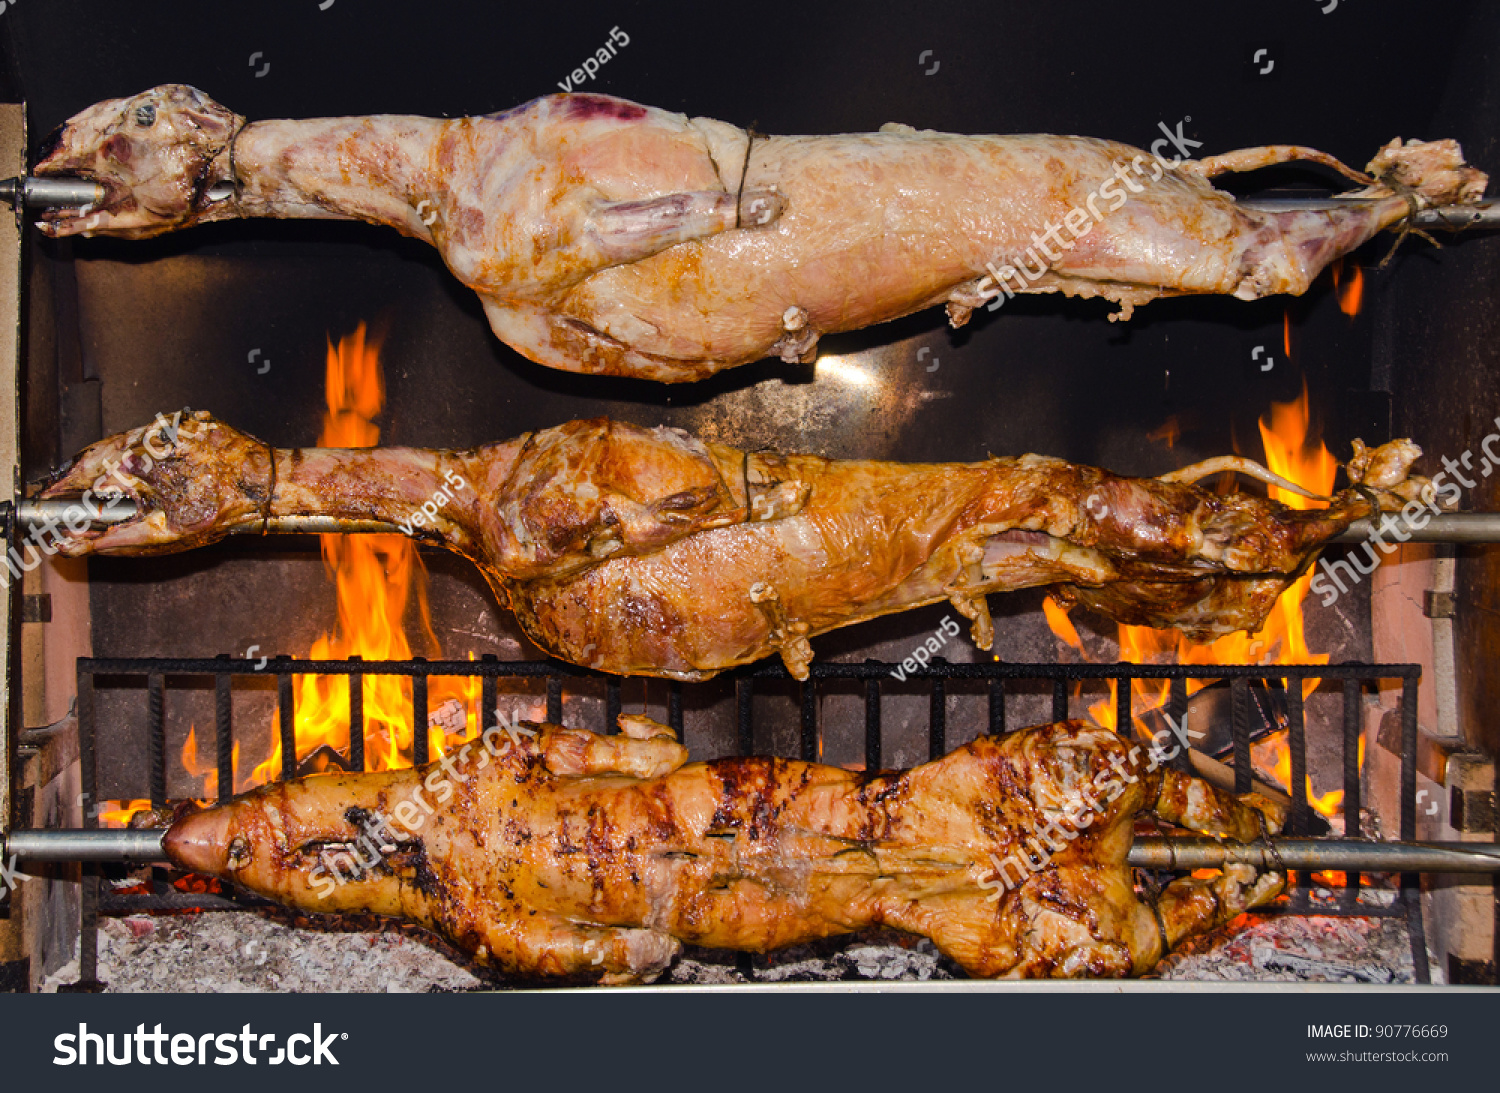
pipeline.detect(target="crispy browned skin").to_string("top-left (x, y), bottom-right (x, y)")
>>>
top-left (32, 87), bottom-right (1488, 381)
top-left (41, 413), bottom-right (1430, 679)
top-left (164, 718), bottom-right (1286, 983)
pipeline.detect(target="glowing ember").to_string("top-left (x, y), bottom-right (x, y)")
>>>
top-left (247, 325), bottom-right (482, 787)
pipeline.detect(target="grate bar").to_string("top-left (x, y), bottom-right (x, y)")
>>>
top-left (412, 660), bottom-right (429, 768)
top-left (348, 658), bottom-right (364, 771)
top-left (1231, 678), bottom-right (1252, 796)
top-left (799, 680), bottom-right (816, 761)
top-left (215, 657), bottom-right (233, 804)
top-left (546, 676), bottom-right (562, 724)
top-left (929, 677), bottom-right (946, 761)
top-left (988, 678), bottom-right (1005, 736)
top-left (147, 673), bottom-right (166, 809)
top-left (276, 658), bottom-right (296, 780)
top-left (1342, 678), bottom-right (1363, 908)
top-left (73, 656), bottom-right (1424, 681)
top-left (481, 653), bottom-right (498, 742)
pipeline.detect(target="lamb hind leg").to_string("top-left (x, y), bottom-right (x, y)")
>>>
top-left (1148, 766), bottom-right (1287, 953)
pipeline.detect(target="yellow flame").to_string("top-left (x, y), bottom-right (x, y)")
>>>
top-left (1043, 384), bottom-right (1348, 821)
top-left (247, 325), bottom-right (482, 788)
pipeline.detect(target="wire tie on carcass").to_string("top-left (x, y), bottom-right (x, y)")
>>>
top-left (1376, 174), bottom-right (1441, 269)
top-left (1352, 484), bottom-right (1383, 522)
top-left (1257, 810), bottom-right (1288, 879)
top-left (735, 127), bottom-right (759, 230)
top-left (261, 439), bottom-right (276, 535)
top-left (1137, 864), bottom-right (1170, 957)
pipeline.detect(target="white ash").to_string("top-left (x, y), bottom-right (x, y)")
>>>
top-left (1156, 890), bottom-right (1434, 984)
top-left (38, 912), bottom-right (481, 993)
top-left (668, 930), bottom-right (958, 985)
top-left (36, 894), bottom-right (1427, 990)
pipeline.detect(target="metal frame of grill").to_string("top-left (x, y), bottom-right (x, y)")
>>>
top-left (57, 654), bottom-right (1431, 987)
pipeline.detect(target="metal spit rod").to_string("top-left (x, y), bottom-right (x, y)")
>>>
top-left (10, 498), bottom-right (1500, 543)
top-left (6, 828), bottom-right (1500, 872)
top-left (8, 498), bottom-right (401, 537)
top-left (4, 175), bottom-right (1496, 228)
top-left (0, 176), bottom-right (236, 210)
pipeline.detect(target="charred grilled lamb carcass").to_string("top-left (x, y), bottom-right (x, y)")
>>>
top-left (33, 86), bottom-right (1487, 381)
top-left (40, 412), bottom-right (1432, 680)
top-left (164, 717), bottom-right (1287, 983)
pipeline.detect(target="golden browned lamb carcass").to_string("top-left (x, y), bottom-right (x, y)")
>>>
top-left (38, 412), bottom-right (1431, 680)
top-left (32, 85), bottom-right (1487, 381)
top-left (163, 716), bottom-right (1287, 982)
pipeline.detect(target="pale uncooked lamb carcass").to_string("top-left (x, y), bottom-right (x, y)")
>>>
top-left (33, 86), bottom-right (1488, 381)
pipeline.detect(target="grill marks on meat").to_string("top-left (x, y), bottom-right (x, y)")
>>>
top-left (163, 718), bottom-right (1287, 983)
top-left (41, 413), bottom-right (1431, 679)
top-left (33, 87), bottom-right (1488, 382)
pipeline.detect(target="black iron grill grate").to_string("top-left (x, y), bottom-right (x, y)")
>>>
top-left (74, 655), bottom-right (1427, 985)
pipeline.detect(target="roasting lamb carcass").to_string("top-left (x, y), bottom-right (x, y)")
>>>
top-left (33, 86), bottom-right (1488, 382)
top-left (40, 412), bottom-right (1433, 680)
top-left (163, 716), bottom-right (1287, 982)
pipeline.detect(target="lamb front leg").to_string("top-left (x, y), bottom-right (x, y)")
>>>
top-left (587, 189), bottom-right (785, 266)
top-left (471, 904), bottom-right (680, 984)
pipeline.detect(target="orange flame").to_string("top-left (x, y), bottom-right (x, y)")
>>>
top-left (97, 799), bottom-right (152, 828)
top-left (181, 724), bottom-right (239, 802)
top-left (1043, 596), bottom-right (1083, 652)
top-left (247, 326), bottom-right (481, 786)
top-left (1045, 384), bottom-right (1349, 820)
top-left (1332, 260), bottom-right (1365, 318)
top-left (1147, 416), bottom-right (1181, 451)
top-left (1249, 733), bottom-right (1364, 821)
